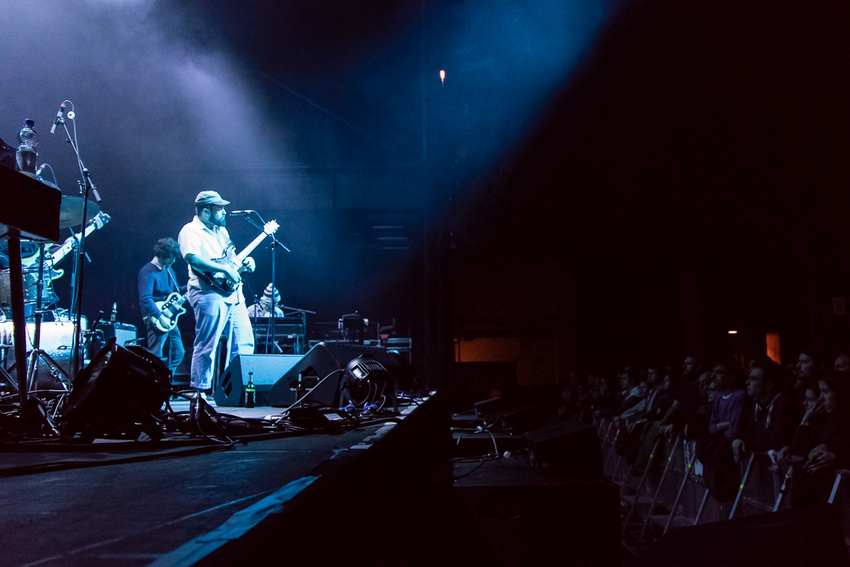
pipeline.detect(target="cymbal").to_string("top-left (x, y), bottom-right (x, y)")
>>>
top-left (59, 195), bottom-right (100, 229)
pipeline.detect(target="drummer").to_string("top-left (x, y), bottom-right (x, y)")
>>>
top-left (0, 240), bottom-right (40, 265)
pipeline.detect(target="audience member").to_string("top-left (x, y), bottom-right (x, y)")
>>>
top-left (684, 371), bottom-right (717, 439)
top-left (659, 355), bottom-right (704, 434)
top-left (695, 358), bottom-right (751, 502)
top-left (775, 382), bottom-right (823, 464)
top-left (615, 368), bottom-right (643, 416)
top-left (732, 357), bottom-right (799, 464)
top-left (835, 353), bottom-right (850, 374)
top-left (783, 373), bottom-right (850, 506)
top-left (589, 374), bottom-right (615, 419)
top-left (574, 381), bottom-right (592, 422)
top-left (554, 372), bottom-right (584, 422)
top-left (793, 346), bottom-right (824, 407)
top-left (620, 365), bottom-right (663, 424)
top-left (629, 369), bottom-right (679, 472)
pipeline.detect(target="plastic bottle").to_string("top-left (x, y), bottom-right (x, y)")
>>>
top-left (110, 302), bottom-right (117, 323)
top-left (245, 372), bottom-right (255, 408)
top-left (16, 119), bottom-right (38, 174)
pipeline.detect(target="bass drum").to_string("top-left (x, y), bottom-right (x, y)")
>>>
top-left (0, 320), bottom-right (80, 392)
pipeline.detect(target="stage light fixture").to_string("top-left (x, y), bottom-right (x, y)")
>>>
top-left (340, 353), bottom-right (393, 409)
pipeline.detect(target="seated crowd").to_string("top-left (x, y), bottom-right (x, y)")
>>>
top-left (555, 349), bottom-right (850, 508)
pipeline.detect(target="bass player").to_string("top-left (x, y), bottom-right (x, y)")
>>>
top-left (177, 190), bottom-right (255, 399)
top-left (138, 237), bottom-right (186, 375)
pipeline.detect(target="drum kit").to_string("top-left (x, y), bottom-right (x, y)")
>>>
top-left (0, 121), bottom-right (105, 425)
top-left (0, 186), bottom-right (103, 407)
top-left (0, 193), bottom-right (99, 309)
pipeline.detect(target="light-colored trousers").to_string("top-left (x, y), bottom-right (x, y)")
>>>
top-left (188, 287), bottom-right (254, 390)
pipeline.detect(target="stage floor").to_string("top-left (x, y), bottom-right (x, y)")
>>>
top-left (0, 398), bottom-right (427, 566)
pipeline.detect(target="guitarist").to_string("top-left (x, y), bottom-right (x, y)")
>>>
top-left (177, 190), bottom-right (255, 398)
top-left (137, 237), bottom-right (186, 374)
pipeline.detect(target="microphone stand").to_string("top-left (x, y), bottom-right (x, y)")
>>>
top-left (269, 238), bottom-right (278, 352)
top-left (238, 212), bottom-right (289, 354)
top-left (57, 112), bottom-right (103, 379)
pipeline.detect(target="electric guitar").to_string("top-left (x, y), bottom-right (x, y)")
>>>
top-left (22, 211), bottom-right (111, 280)
top-left (150, 291), bottom-right (187, 333)
top-left (194, 220), bottom-right (279, 295)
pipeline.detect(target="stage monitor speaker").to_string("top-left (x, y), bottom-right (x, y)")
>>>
top-left (61, 338), bottom-right (170, 441)
top-left (267, 341), bottom-right (412, 408)
top-left (630, 503), bottom-right (850, 566)
top-left (215, 354), bottom-right (302, 407)
top-left (523, 420), bottom-right (603, 479)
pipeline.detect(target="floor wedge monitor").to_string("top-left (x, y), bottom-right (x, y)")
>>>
top-left (215, 354), bottom-right (302, 407)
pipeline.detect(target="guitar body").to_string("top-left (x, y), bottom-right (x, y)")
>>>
top-left (151, 291), bottom-right (187, 333)
top-left (193, 220), bottom-right (279, 296)
top-left (21, 255), bottom-right (64, 280)
top-left (194, 265), bottom-right (239, 296)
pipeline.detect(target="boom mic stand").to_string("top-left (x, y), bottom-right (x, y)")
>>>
top-left (54, 104), bottom-right (103, 379)
top-left (239, 212), bottom-right (289, 353)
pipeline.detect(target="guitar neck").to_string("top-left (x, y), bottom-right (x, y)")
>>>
top-left (52, 223), bottom-right (98, 265)
top-left (235, 230), bottom-right (272, 264)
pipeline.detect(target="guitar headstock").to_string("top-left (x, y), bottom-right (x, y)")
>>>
top-left (263, 220), bottom-right (280, 235)
top-left (90, 211), bottom-right (111, 229)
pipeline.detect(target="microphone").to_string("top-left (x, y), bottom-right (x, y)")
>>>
top-left (50, 103), bottom-right (66, 135)
top-left (35, 164), bottom-right (47, 181)
top-left (229, 210), bottom-right (254, 215)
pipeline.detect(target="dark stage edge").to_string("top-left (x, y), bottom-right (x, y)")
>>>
top-left (0, 396), bottom-right (479, 567)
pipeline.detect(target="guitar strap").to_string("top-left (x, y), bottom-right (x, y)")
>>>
top-left (166, 266), bottom-right (177, 293)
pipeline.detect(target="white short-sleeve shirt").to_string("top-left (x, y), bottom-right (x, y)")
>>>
top-left (177, 216), bottom-right (242, 304)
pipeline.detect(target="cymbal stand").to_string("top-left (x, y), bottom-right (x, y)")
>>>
top-left (24, 243), bottom-right (71, 405)
top-left (2, 242), bottom-right (66, 432)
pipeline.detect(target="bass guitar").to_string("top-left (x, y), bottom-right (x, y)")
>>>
top-left (195, 220), bottom-right (279, 295)
top-left (150, 291), bottom-right (187, 333)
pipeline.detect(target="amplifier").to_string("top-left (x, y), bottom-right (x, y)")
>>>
top-left (99, 322), bottom-right (138, 347)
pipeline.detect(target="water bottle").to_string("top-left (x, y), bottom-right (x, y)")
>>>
top-left (110, 302), bottom-right (117, 323)
top-left (245, 372), bottom-right (256, 408)
top-left (16, 119), bottom-right (38, 174)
